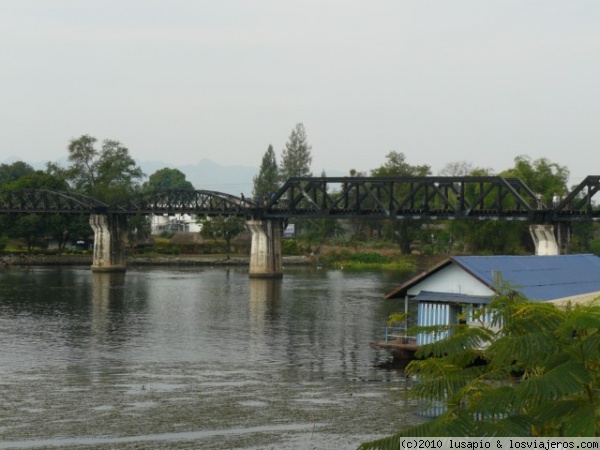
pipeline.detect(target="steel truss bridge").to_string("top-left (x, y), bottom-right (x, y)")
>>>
top-left (1, 175), bottom-right (599, 222)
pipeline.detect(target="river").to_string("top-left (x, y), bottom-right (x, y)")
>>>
top-left (0, 266), bottom-right (424, 449)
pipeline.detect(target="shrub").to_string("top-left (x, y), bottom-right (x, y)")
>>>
top-left (282, 239), bottom-right (302, 255)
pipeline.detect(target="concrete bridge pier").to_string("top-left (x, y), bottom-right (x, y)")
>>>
top-left (247, 219), bottom-right (284, 278)
top-left (529, 224), bottom-right (560, 255)
top-left (90, 214), bottom-right (128, 272)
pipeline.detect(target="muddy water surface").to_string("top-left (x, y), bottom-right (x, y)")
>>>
top-left (0, 266), bottom-right (423, 449)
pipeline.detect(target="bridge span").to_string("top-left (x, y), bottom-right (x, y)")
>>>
top-left (1, 176), bottom-right (599, 277)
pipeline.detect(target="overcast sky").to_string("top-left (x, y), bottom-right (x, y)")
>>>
top-left (1, 1), bottom-right (599, 184)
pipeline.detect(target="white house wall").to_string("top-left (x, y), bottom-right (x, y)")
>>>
top-left (417, 303), bottom-right (451, 345)
top-left (410, 263), bottom-right (496, 346)
top-left (407, 264), bottom-right (495, 297)
top-left (151, 214), bottom-right (202, 234)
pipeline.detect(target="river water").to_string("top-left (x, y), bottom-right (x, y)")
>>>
top-left (0, 266), bottom-right (424, 449)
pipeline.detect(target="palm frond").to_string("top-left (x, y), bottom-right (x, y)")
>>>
top-left (557, 303), bottom-right (600, 344)
top-left (581, 335), bottom-right (600, 362)
top-left (357, 410), bottom-right (477, 450)
top-left (558, 399), bottom-right (597, 436)
top-left (532, 398), bottom-right (596, 436)
top-left (465, 384), bottom-right (519, 416)
top-left (413, 324), bottom-right (492, 360)
top-left (518, 358), bottom-right (590, 400)
top-left (487, 331), bottom-right (558, 369)
top-left (504, 303), bottom-right (564, 336)
top-left (406, 358), bottom-right (472, 401)
top-left (359, 297), bottom-right (600, 449)
top-left (473, 414), bottom-right (536, 437)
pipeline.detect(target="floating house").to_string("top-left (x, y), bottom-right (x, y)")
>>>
top-left (373, 254), bottom-right (600, 356)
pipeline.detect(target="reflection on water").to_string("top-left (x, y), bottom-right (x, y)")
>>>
top-left (91, 272), bottom-right (126, 344)
top-left (0, 266), bottom-right (423, 449)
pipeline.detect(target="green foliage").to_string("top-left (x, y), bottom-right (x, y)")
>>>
top-left (4, 170), bottom-right (69, 191)
top-left (145, 167), bottom-right (194, 190)
top-left (302, 218), bottom-right (344, 244)
top-left (128, 214), bottom-right (152, 243)
top-left (570, 222), bottom-right (599, 253)
top-left (282, 239), bottom-right (302, 255)
top-left (0, 161), bottom-right (35, 187)
top-left (387, 312), bottom-right (408, 327)
top-left (371, 151), bottom-right (431, 178)
top-left (198, 216), bottom-right (247, 259)
top-left (320, 250), bottom-right (415, 271)
top-left (359, 293), bottom-right (600, 448)
top-left (253, 144), bottom-right (280, 197)
top-left (279, 123), bottom-right (312, 181)
top-left (501, 155), bottom-right (569, 205)
top-left (444, 156), bottom-right (571, 255)
top-left (0, 234), bottom-right (8, 251)
top-left (0, 170), bottom-right (86, 253)
top-left (590, 237), bottom-right (600, 256)
top-left (64, 134), bottom-right (144, 203)
top-left (371, 152), bottom-right (431, 254)
top-left (347, 251), bottom-right (389, 264)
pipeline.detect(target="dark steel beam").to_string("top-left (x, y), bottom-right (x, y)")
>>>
top-left (0, 176), bottom-right (598, 223)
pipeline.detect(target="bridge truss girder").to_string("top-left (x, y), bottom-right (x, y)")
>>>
top-left (0, 189), bottom-right (106, 214)
top-left (108, 189), bottom-right (251, 216)
top-left (552, 176), bottom-right (600, 222)
top-left (260, 177), bottom-right (540, 221)
top-left (1, 176), bottom-right (599, 223)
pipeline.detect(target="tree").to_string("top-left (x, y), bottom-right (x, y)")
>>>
top-left (371, 151), bottom-right (430, 179)
top-left (65, 135), bottom-right (144, 203)
top-left (198, 216), bottom-right (246, 259)
top-left (59, 135), bottom-right (146, 250)
top-left (253, 145), bottom-right (279, 198)
top-left (142, 168), bottom-right (193, 245)
top-left (371, 152), bottom-right (431, 254)
top-left (302, 217), bottom-right (344, 244)
top-left (359, 292), bottom-right (600, 448)
top-left (0, 161), bottom-right (35, 187)
top-left (502, 155), bottom-right (569, 205)
top-left (442, 157), bottom-right (572, 255)
top-left (349, 168), bottom-right (367, 177)
top-left (302, 170), bottom-right (344, 244)
top-left (145, 168), bottom-right (194, 191)
top-left (280, 123), bottom-right (312, 181)
top-left (437, 161), bottom-right (476, 177)
top-left (44, 214), bottom-right (91, 254)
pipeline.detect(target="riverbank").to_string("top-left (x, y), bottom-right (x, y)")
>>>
top-left (2, 254), bottom-right (311, 267)
top-left (2, 252), bottom-right (444, 272)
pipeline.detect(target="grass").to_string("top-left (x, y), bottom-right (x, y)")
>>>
top-left (317, 248), bottom-right (416, 271)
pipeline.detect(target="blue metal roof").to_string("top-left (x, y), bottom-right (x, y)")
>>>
top-left (412, 291), bottom-right (491, 304)
top-left (452, 254), bottom-right (600, 301)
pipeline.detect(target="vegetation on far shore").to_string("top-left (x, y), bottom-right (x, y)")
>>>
top-left (1, 234), bottom-right (424, 272)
